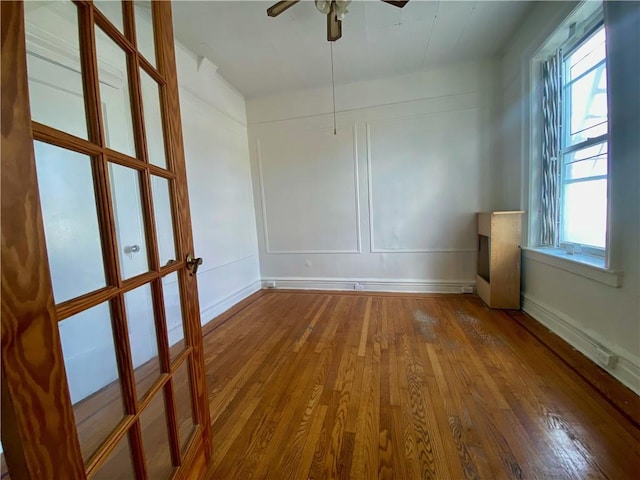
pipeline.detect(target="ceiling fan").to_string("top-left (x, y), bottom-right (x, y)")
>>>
top-left (267, 0), bottom-right (409, 42)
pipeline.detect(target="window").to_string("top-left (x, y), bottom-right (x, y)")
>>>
top-left (540, 21), bottom-right (608, 259)
top-left (560, 26), bottom-right (608, 254)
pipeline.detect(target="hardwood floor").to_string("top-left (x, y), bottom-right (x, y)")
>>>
top-left (2, 291), bottom-right (638, 479)
top-left (203, 291), bottom-right (640, 479)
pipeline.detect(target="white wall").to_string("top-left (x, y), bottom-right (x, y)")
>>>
top-left (247, 60), bottom-right (501, 292)
top-left (498, 1), bottom-right (640, 393)
top-left (176, 44), bottom-right (261, 322)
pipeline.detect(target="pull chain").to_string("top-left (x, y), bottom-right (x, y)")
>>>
top-left (330, 41), bottom-right (337, 135)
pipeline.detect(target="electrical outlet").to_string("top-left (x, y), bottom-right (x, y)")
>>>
top-left (266, 281), bottom-right (276, 288)
top-left (595, 346), bottom-right (617, 369)
top-left (353, 283), bottom-right (364, 291)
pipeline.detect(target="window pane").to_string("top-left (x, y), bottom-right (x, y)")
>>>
top-left (140, 391), bottom-right (174, 479)
top-left (34, 142), bottom-right (106, 303)
top-left (92, 432), bottom-right (136, 480)
top-left (94, 1), bottom-right (124, 33)
top-left (109, 163), bottom-right (150, 279)
top-left (124, 284), bottom-right (162, 400)
top-left (96, 27), bottom-right (136, 157)
top-left (564, 61), bottom-right (607, 146)
top-left (562, 179), bottom-right (607, 248)
top-left (163, 272), bottom-right (185, 360)
top-left (59, 302), bottom-right (124, 463)
top-left (24, 1), bottom-right (88, 139)
top-left (567, 28), bottom-right (606, 81)
top-left (151, 176), bottom-right (177, 265)
top-left (140, 69), bottom-right (167, 168)
top-left (135, 1), bottom-right (157, 66)
top-left (174, 359), bottom-right (196, 453)
top-left (564, 143), bottom-right (607, 181)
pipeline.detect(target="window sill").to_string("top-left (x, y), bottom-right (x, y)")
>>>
top-left (522, 247), bottom-right (622, 287)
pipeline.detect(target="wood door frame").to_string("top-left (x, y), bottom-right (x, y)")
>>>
top-left (1, 2), bottom-right (85, 477)
top-left (1, 1), bottom-right (210, 478)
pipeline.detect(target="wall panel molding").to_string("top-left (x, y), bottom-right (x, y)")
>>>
top-left (366, 108), bottom-right (481, 253)
top-left (196, 253), bottom-right (257, 276)
top-left (256, 124), bottom-right (361, 254)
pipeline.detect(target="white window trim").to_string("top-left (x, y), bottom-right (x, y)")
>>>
top-left (526, 3), bottom-right (619, 280)
top-left (522, 247), bottom-right (621, 287)
top-left (558, 24), bottom-right (609, 256)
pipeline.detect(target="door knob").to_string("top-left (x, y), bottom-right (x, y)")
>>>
top-left (186, 254), bottom-right (203, 276)
top-left (124, 244), bottom-right (140, 254)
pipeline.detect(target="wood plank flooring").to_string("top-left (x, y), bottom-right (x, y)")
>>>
top-left (2, 290), bottom-right (638, 479)
top-left (203, 291), bottom-right (640, 479)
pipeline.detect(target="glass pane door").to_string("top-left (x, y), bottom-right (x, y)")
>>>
top-left (10, 1), bottom-right (208, 478)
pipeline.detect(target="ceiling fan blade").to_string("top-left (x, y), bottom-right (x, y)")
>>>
top-left (327, 10), bottom-right (342, 42)
top-left (267, 0), bottom-right (300, 17)
top-left (380, 0), bottom-right (409, 7)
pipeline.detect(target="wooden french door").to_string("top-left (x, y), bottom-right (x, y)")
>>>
top-left (1, 1), bottom-right (211, 479)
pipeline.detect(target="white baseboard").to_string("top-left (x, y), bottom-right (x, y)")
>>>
top-left (522, 294), bottom-right (640, 395)
top-left (200, 280), bottom-right (262, 325)
top-left (261, 277), bottom-right (476, 294)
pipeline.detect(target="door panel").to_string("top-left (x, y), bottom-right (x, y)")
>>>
top-left (174, 360), bottom-right (197, 453)
top-left (1, 2), bottom-right (85, 476)
top-left (150, 175), bottom-right (178, 266)
top-left (94, 27), bottom-right (136, 157)
top-left (1, 1), bottom-right (211, 479)
top-left (59, 301), bottom-right (124, 462)
top-left (134, 1), bottom-right (157, 67)
top-left (33, 142), bottom-right (107, 303)
top-left (162, 272), bottom-right (186, 360)
top-left (140, 391), bottom-right (174, 478)
top-left (92, 433), bottom-right (136, 480)
top-left (94, 1), bottom-right (124, 35)
top-left (24, 0), bottom-right (88, 139)
top-left (140, 69), bottom-right (167, 168)
top-left (109, 163), bottom-right (150, 280)
top-left (123, 284), bottom-right (162, 401)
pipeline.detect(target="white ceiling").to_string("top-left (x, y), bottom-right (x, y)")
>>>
top-left (171, 0), bottom-right (531, 99)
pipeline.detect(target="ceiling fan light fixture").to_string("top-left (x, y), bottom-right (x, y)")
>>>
top-left (334, 0), bottom-right (352, 20)
top-left (315, 0), bottom-right (331, 15)
top-left (317, 0), bottom-right (350, 20)
top-left (269, 0), bottom-right (407, 42)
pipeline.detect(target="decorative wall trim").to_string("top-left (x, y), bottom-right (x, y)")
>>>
top-left (199, 280), bottom-right (262, 325)
top-left (362, 98), bottom-right (484, 127)
top-left (262, 277), bottom-right (475, 294)
top-left (255, 124), bottom-right (362, 254)
top-left (522, 294), bottom-right (640, 395)
top-left (247, 89), bottom-right (485, 126)
top-left (175, 40), bottom-right (247, 129)
top-left (353, 123), bottom-right (362, 254)
top-left (366, 122), bottom-right (375, 253)
top-left (365, 118), bottom-right (477, 254)
top-left (255, 137), bottom-right (271, 252)
top-left (196, 55), bottom-right (219, 75)
top-left (197, 253), bottom-right (257, 276)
